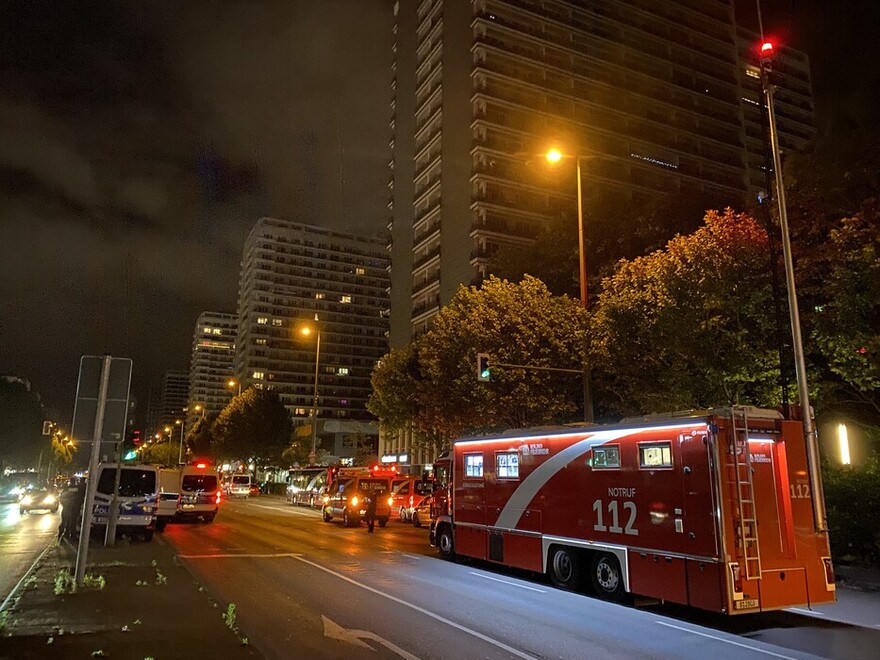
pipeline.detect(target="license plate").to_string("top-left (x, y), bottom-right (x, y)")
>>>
top-left (734, 598), bottom-right (759, 610)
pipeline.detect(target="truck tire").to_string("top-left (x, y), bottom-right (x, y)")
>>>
top-left (548, 546), bottom-right (582, 590)
top-left (378, 517), bottom-right (388, 528)
top-left (437, 524), bottom-right (455, 560)
top-left (322, 508), bottom-right (332, 522)
top-left (591, 553), bottom-right (625, 602)
top-left (343, 509), bottom-right (354, 527)
top-left (412, 512), bottom-right (422, 528)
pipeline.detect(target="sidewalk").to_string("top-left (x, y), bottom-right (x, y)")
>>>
top-left (0, 534), bottom-right (260, 659)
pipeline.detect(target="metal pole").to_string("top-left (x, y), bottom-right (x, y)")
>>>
top-left (178, 419), bottom-right (186, 465)
top-left (75, 355), bottom-right (111, 586)
top-left (309, 329), bottom-right (322, 465)
top-left (104, 438), bottom-right (123, 546)
top-left (576, 157), bottom-right (594, 423)
top-left (764, 78), bottom-right (827, 531)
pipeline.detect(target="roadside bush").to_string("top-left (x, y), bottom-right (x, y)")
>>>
top-left (823, 455), bottom-right (880, 566)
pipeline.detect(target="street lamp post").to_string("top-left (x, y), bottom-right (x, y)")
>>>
top-left (546, 148), bottom-right (594, 423)
top-left (227, 379), bottom-right (242, 397)
top-left (176, 419), bottom-right (185, 465)
top-left (760, 41), bottom-right (826, 531)
top-left (301, 323), bottom-right (322, 465)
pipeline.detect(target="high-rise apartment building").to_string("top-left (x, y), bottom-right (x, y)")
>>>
top-left (157, 371), bottom-right (189, 431)
top-left (234, 218), bottom-right (390, 434)
top-left (186, 312), bottom-right (237, 429)
top-left (387, 0), bottom-right (815, 344)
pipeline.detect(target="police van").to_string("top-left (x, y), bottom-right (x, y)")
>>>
top-left (177, 463), bottom-right (220, 522)
top-left (93, 463), bottom-right (159, 541)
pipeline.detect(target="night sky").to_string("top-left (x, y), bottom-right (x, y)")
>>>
top-left (1, 1), bottom-right (877, 424)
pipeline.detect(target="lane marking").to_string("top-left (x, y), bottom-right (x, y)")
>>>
top-left (654, 621), bottom-right (798, 659)
top-left (248, 503), bottom-right (318, 516)
top-left (469, 572), bottom-right (547, 593)
top-left (178, 552), bottom-right (302, 559)
top-left (787, 608), bottom-right (826, 617)
top-left (295, 556), bottom-right (539, 660)
top-left (400, 553), bottom-right (423, 561)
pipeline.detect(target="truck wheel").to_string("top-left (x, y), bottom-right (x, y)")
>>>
top-left (155, 519), bottom-right (168, 532)
top-left (437, 525), bottom-right (455, 560)
top-left (343, 510), bottom-right (354, 527)
top-left (378, 517), bottom-right (388, 528)
top-left (548, 547), bottom-right (581, 590)
top-left (322, 508), bottom-right (331, 523)
top-left (203, 513), bottom-right (216, 523)
top-left (412, 512), bottom-right (422, 528)
top-left (142, 529), bottom-right (154, 543)
top-left (591, 553), bottom-right (625, 602)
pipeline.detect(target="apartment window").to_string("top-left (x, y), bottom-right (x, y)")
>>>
top-left (272, 318), bottom-right (283, 327)
top-left (252, 371), bottom-right (265, 380)
top-left (338, 367), bottom-right (349, 375)
top-left (202, 327), bottom-right (212, 334)
top-left (340, 295), bottom-right (352, 304)
top-left (315, 293), bottom-right (325, 300)
top-left (355, 267), bottom-right (366, 275)
top-left (592, 445), bottom-right (620, 469)
top-left (212, 328), bottom-right (222, 335)
top-left (257, 317), bottom-right (268, 325)
top-left (496, 452), bottom-right (519, 479)
top-left (255, 338), bottom-right (267, 345)
top-left (464, 453), bottom-right (483, 478)
top-left (639, 442), bottom-right (673, 469)
top-left (295, 408), bottom-right (307, 416)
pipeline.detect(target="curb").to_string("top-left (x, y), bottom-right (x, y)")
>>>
top-left (0, 539), bottom-right (56, 613)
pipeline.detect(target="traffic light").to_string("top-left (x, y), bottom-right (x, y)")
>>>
top-left (476, 353), bottom-right (491, 382)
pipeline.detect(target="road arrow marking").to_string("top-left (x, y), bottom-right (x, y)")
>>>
top-left (322, 615), bottom-right (422, 660)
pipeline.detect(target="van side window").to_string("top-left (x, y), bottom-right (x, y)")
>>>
top-left (496, 451), bottom-right (519, 479)
top-left (639, 441), bottom-right (673, 469)
top-left (592, 445), bottom-right (620, 469)
top-left (464, 452), bottom-right (483, 478)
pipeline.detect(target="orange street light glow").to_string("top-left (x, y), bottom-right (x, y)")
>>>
top-left (545, 148), bottom-right (563, 163)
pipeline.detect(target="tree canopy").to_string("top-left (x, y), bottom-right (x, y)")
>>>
top-left (369, 276), bottom-right (588, 441)
top-left (590, 208), bottom-right (781, 415)
top-left (211, 389), bottom-right (293, 467)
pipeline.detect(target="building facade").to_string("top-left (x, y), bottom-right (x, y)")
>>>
top-left (186, 312), bottom-right (237, 429)
top-left (234, 218), bottom-right (390, 448)
top-left (157, 371), bottom-right (189, 431)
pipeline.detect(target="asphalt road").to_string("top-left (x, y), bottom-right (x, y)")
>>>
top-left (0, 502), bottom-right (58, 602)
top-left (160, 497), bottom-right (880, 660)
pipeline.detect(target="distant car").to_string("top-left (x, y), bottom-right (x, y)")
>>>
top-left (19, 488), bottom-right (59, 514)
top-left (226, 474), bottom-right (251, 498)
top-left (249, 483), bottom-right (261, 497)
top-left (411, 494), bottom-right (433, 528)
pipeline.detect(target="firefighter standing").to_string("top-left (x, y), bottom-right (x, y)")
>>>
top-left (364, 492), bottom-right (378, 533)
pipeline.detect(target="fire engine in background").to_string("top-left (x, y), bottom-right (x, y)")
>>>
top-left (322, 465), bottom-right (397, 527)
top-left (429, 406), bottom-right (835, 615)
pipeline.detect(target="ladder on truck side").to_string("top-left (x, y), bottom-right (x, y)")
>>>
top-left (729, 406), bottom-right (762, 580)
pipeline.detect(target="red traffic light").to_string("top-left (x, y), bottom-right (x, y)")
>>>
top-left (761, 41), bottom-right (774, 55)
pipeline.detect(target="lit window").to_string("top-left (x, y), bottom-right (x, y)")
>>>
top-left (295, 408), bottom-right (307, 416)
top-left (337, 367), bottom-right (349, 376)
top-left (745, 67), bottom-right (760, 79)
top-left (355, 267), bottom-right (365, 275)
top-left (315, 293), bottom-right (325, 300)
top-left (464, 453), bottom-right (483, 478)
top-left (272, 319), bottom-right (283, 327)
top-left (592, 445), bottom-right (620, 469)
top-left (255, 338), bottom-right (267, 345)
top-left (639, 442), bottom-right (673, 469)
top-left (257, 317), bottom-right (268, 325)
top-left (203, 327), bottom-right (212, 334)
top-left (496, 452), bottom-right (519, 479)
top-left (252, 371), bottom-right (265, 380)
top-left (340, 295), bottom-right (352, 304)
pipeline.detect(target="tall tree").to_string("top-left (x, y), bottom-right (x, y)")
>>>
top-left (0, 379), bottom-right (45, 469)
top-left (139, 441), bottom-right (179, 467)
top-left (591, 209), bottom-right (780, 415)
top-left (185, 414), bottom-right (217, 461)
top-left (211, 389), bottom-right (293, 468)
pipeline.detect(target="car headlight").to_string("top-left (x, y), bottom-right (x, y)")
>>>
top-left (21, 495), bottom-right (34, 505)
top-left (43, 494), bottom-right (56, 504)
top-left (350, 496), bottom-right (359, 507)
top-left (322, 495), bottom-right (329, 504)
top-left (387, 497), bottom-right (394, 507)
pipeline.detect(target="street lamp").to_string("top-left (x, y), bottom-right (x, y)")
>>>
top-left (300, 322), bottom-right (322, 465)
top-left (545, 147), bottom-right (593, 422)
top-left (759, 40), bottom-right (826, 531)
top-left (227, 378), bottom-right (242, 396)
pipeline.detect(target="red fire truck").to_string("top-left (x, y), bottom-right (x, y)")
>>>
top-left (429, 406), bottom-right (835, 614)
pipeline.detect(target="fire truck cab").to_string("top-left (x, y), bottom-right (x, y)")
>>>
top-left (321, 465), bottom-right (396, 528)
top-left (430, 407), bottom-right (836, 614)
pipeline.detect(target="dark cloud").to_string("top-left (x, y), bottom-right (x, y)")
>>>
top-left (0, 1), bottom-right (392, 422)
